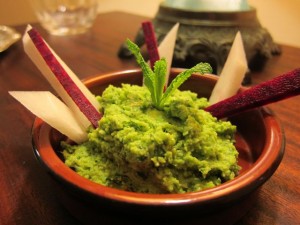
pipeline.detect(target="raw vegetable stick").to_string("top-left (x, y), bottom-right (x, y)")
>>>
top-left (209, 31), bottom-right (248, 104)
top-left (9, 91), bottom-right (87, 143)
top-left (142, 21), bottom-right (160, 69)
top-left (205, 68), bottom-right (300, 119)
top-left (158, 23), bottom-right (179, 88)
top-left (24, 26), bottom-right (102, 129)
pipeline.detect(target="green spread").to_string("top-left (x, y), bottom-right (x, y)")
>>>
top-left (62, 84), bottom-right (240, 194)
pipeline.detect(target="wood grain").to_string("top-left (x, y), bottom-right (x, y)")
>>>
top-left (0, 11), bottom-right (299, 225)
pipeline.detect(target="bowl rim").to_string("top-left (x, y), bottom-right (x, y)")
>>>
top-left (32, 68), bottom-right (285, 206)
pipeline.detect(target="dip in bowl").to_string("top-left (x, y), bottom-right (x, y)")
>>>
top-left (32, 68), bottom-right (285, 225)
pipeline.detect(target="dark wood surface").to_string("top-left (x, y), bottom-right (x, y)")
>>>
top-left (0, 11), bottom-right (299, 225)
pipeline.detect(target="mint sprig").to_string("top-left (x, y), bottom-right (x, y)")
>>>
top-left (126, 39), bottom-right (212, 109)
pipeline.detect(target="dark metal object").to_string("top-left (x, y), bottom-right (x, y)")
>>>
top-left (118, 3), bottom-right (281, 83)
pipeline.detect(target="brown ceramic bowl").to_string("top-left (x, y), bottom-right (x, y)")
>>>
top-left (32, 68), bottom-right (285, 225)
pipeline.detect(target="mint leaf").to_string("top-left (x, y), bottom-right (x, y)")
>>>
top-left (153, 58), bottom-right (167, 106)
top-left (159, 63), bottom-right (212, 107)
top-left (126, 39), bottom-right (157, 104)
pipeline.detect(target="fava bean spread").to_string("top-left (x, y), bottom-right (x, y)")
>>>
top-left (62, 84), bottom-right (240, 194)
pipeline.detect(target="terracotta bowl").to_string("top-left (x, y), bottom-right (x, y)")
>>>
top-left (32, 69), bottom-right (285, 225)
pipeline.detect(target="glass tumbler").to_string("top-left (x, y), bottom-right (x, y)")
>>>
top-left (29, 0), bottom-right (98, 36)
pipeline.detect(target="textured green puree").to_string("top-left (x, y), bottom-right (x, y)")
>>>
top-left (62, 84), bottom-right (240, 194)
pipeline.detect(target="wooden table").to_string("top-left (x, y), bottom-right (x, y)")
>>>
top-left (0, 12), bottom-right (299, 225)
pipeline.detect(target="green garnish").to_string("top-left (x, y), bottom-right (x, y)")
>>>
top-left (126, 39), bottom-right (212, 108)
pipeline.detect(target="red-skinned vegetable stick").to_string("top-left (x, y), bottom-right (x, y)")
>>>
top-left (24, 25), bottom-right (102, 128)
top-left (205, 68), bottom-right (300, 119)
top-left (142, 21), bottom-right (160, 69)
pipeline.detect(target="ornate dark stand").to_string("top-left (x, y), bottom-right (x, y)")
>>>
top-left (118, 3), bottom-right (281, 83)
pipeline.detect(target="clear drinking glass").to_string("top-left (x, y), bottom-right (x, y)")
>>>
top-left (29, 0), bottom-right (98, 36)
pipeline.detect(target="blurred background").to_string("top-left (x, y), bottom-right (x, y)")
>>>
top-left (0, 0), bottom-right (299, 47)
